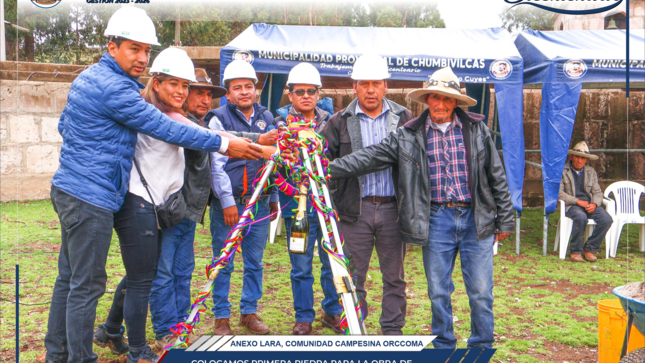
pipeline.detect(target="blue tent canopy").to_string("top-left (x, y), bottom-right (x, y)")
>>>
top-left (220, 24), bottom-right (526, 211)
top-left (515, 29), bottom-right (645, 214)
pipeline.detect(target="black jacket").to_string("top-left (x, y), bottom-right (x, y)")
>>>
top-left (329, 108), bottom-right (515, 245)
top-left (183, 113), bottom-right (265, 222)
top-left (182, 113), bottom-right (213, 223)
top-left (319, 98), bottom-right (414, 222)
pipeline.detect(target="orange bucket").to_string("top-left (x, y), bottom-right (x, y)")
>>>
top-left (598, 299), bottom-right (645, 363)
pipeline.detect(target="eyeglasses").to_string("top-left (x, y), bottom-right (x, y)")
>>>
top-left (428, 78), bottom-right (461, 92)
top-left (291, 89), bottom-right (318, 97)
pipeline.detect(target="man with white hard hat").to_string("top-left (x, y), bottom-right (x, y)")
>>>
top-left (204, 60), bottom-right (279, 336)
top-left (43, 8), bottom-right (262, 363)
top-left (328, 67), bottom-right (514, 348)
top-left (319, 54), bottom-right (414, 335)
top-left (273, 63), bottom-right (340, 335)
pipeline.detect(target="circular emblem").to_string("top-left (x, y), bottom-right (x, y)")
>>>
top-left (489, 59), bottom-right (513, 80)
top-left (256, 121), bottom-right (267, 131)
top-left (30, 0), bottom-right (62, 8)
top-left (563, 59), bottom-right (588, 79)
top-left (233, 50), bottom-right (254, 64)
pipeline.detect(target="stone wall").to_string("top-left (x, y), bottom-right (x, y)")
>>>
top-left (552, 1), bottom-right (645, 30)
top-left (522, 88), bottom-right (645, 207)
top-left (1, 80), bottom-right (643, 206)
top-left (1, 81), bottom-right (70, 202)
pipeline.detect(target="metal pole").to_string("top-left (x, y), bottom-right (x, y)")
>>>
top-left (515, 210), bottom-right (521, 255)
top-left (543, 212), bottom-right (549, 256)
top-left (302, 148), bottom-right (364, 335)
top-left (174, 154), bottom-right (278, 347)
top-left (1, 0), bottom-right (6, 62)
top-left (267, 74), bottom-right (273, 113)
top-left (16, 264), bottom-right (19, 363)
top-left (312, 152), bottom-right (367, 334)
top-left (174, 11), bottom-right (180, 46)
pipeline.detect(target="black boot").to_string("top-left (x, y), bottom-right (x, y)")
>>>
top-left (93, 324), bottom-right (129, 356)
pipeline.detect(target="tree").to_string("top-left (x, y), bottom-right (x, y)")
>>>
top-left (8, 2), bottom-right (445, 65)
top-left (499, 5), bottom-right (554, 33)
top-left (368, 2), bottom-right (445, 28)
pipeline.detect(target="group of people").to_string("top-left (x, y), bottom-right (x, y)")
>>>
top-left (42, 5), bottom-right (610, 363)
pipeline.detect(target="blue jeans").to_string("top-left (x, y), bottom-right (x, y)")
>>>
top-left (565, 205), bottom-right (613, 254)
top-left (422, 205), bottom-right (495, 349)
top-left (46, 186), bottom-right (114, 363)
top-left (149, 218), bottom-right (197, 340)
top-left (104, 192), bottom-right (160, 353)
top-left (210, 198), bottom-right (270, 318)
top-left (284, 215), bottom-right (342, 322)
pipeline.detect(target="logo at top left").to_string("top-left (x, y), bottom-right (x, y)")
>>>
top-left (31, 0), bottom-right (62, 8)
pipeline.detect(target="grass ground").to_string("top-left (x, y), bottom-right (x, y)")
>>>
top-left (1, 200), bottom-right (644, 363)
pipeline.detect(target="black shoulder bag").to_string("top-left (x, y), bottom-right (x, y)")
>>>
top-left (132, 157), bottom-right (186, 230)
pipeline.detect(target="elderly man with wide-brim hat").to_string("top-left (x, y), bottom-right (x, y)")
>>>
top-left (559, 141), bottom-right (613, 263)
top-left (328, 67), bottom-right (514, 348)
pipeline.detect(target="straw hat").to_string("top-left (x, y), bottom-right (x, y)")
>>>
top-left (568, 141), bottom-right (598, 160)
top-left (407, 67), bottom-right (477, 107)
top-left (192, 68), bottom-right (227, 99)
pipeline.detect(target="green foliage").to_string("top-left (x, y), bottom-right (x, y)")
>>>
top-left (500, 5), bottom-right (554, 33)
top-left (10, 2), bottom-right (445, 64)
top-left (15, 3), bottom-right (119, 63)
top-left (369, 3), bottom-right (445, 28)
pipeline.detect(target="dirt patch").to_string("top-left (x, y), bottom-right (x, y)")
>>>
top-left (499, 333), bottom-right (597, 363)
top-left (619, 281), bottom-right (645, 302)
top-left (497, 252), bottom-right (537, 263)
top-left (536, 339), bottom-right (598, 363)
top-left (35, 219), bottom-right (60, 230)
top-left (509, 279), bottom-right (613, 299)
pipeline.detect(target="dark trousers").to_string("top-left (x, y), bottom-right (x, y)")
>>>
top-left (339, 200), bottom-right (406, 334)
top-left (285, 215), bottom-right (342, 323)
top-left (104, 192), bottom-right (161, 352)
top-left (566, 205), bottom-right (613, 254)
top-left (45, 186), bottom-right (114, 363)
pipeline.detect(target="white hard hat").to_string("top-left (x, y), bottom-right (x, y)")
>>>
top-left (351, 54), bottom-right (391, 81)
top-left (222, 60), bottom-right (258, 86)
top-left (104, 7), bottom-right (160, 46)
top-left (149, 48), bottom-right (197, 82)
top-left (286, 63), bottom-right (322, 87)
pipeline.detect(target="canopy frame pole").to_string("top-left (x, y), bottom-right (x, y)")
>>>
top-left (516, 210), bottom-right (521, 255)
top-left (267, 74), bottom-right (273, 113)
top-left (543, 212), bottom-right (549, 256)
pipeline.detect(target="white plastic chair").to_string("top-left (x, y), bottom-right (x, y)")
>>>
top-left (554, 199), bottom-right (615, 260)
top-left (268, 202), bottom-right (283, 244)
top-left (604, 181), bottom-right (645, 257)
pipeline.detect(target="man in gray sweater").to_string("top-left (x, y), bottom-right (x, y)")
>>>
top-left (559, 141), bottom-right (613, 262)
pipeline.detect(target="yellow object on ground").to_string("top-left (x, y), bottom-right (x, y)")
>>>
top-left (598, 299), bottom-right (645, 363)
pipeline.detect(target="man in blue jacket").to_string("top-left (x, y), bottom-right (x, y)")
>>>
top-left (205, 60), bottom-right (279, 336)
top-left (44, 8), bottom-right (262, 363)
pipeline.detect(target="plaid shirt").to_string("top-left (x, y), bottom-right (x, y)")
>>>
top-left (425, 115), bottom-right (471, 203)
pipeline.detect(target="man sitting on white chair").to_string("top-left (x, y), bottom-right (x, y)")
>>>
top-left (559, 141), bottom-right (613, 262)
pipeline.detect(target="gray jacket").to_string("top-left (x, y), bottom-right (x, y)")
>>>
top-left (559, 160), bottom-right (603, 208)
top-left (319, 98), bottom-right (414, 222)
top-left (329, 108), bottom-right (515, 245)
